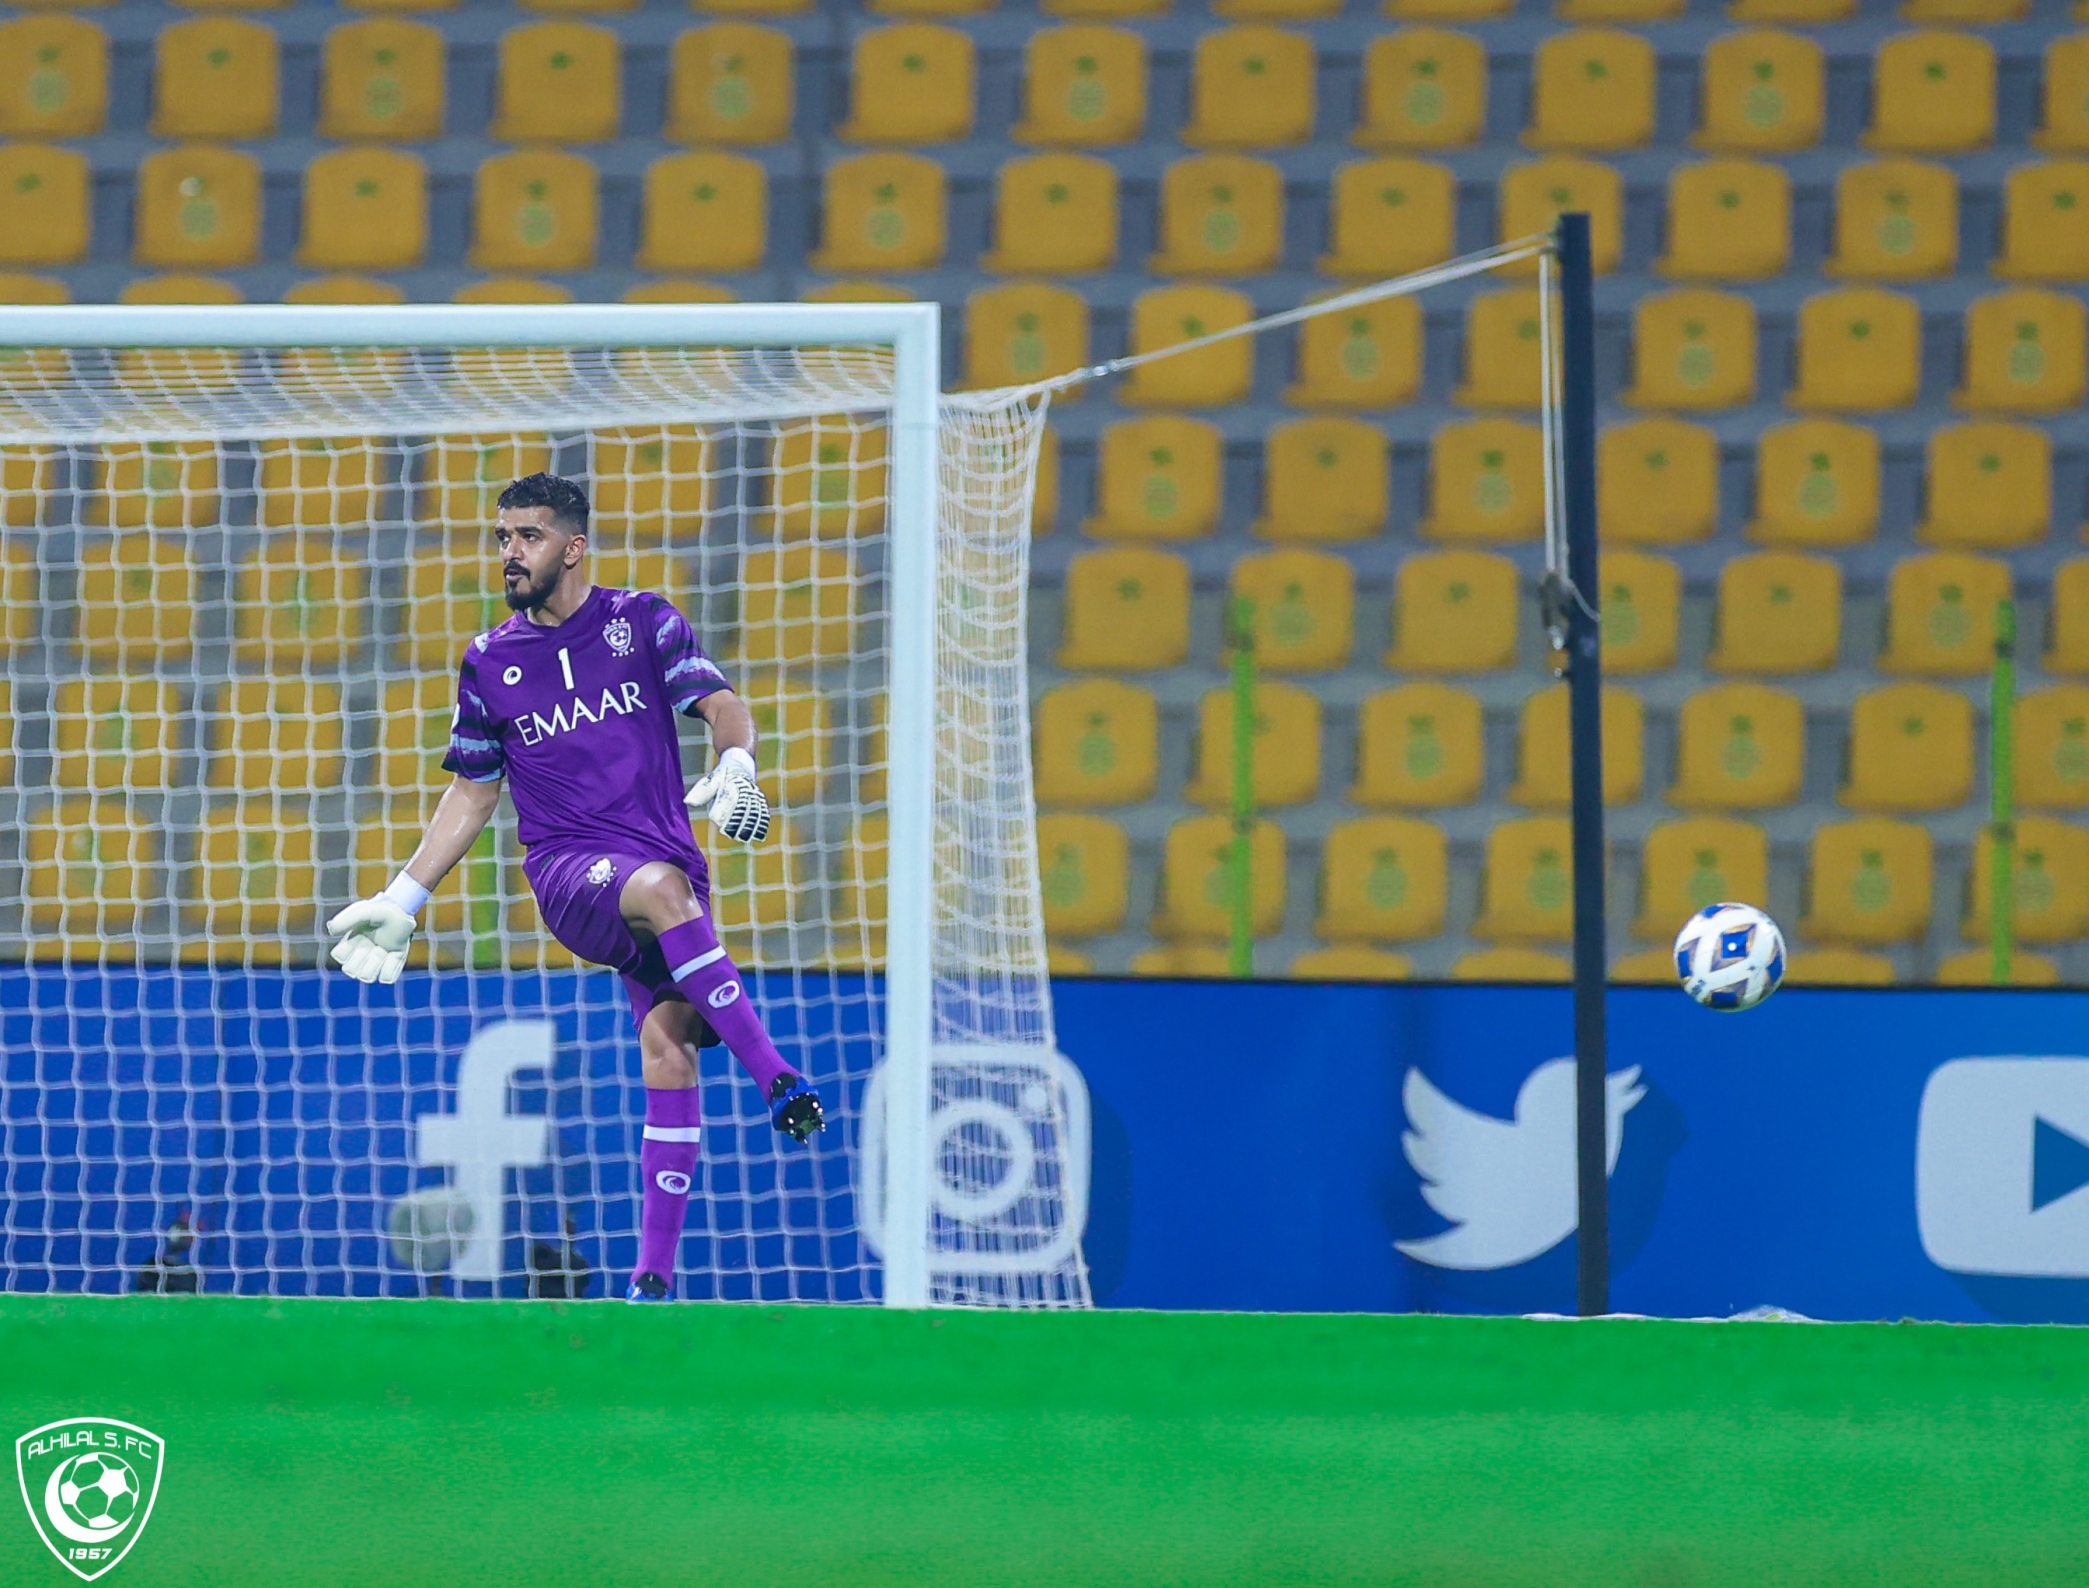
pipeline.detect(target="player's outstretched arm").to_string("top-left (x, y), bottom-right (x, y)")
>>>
top-left (685, 691), bottom-right (770, 844)
top-left (326, 775), bottom-right (503, 983)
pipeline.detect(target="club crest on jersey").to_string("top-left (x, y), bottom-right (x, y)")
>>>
top-left (586, 858), bottom-right (616, 886)
top-left (603, 617), bottom-right (634, 657)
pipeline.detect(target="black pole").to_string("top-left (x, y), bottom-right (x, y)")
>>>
top-left (1556, 213), bottom-right (1609, 1319)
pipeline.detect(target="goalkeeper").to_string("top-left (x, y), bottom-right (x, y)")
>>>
top-left (326, 472), bottom-right (824, 1304)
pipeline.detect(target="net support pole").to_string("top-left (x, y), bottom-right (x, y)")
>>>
top-left (1556, 214), bottom-right (1610, 1320)
top-left (1990, 598), bottom-right (2017, 986)
top-left (1227, 596), bottom-right (1257, 979)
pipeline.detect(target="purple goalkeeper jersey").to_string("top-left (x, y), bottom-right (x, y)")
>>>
top-left (442, 585), bottom-right (729, 864)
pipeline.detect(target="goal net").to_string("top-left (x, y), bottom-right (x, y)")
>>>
top-left (0, 304), bottom-right (1086, 1308)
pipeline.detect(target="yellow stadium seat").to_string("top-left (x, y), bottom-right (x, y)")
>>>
top-left (1386, 548), bottom-right (1520, 672)
top-left (1182, 25), bottom-right (1315, 149)
top-left (401, 539), bottom-right (506, 668)
top-left (1915, 422), bottom-right (2049, 551)
top-left (1230, 547), bottom-right (1354, 673)
top-left (1959, 822), bottom-right (2087, 961)
top-left (637, 151), bottom-right (765, 274)
top-left (133, 146), bottom-right (260, 269)
top-left (1693, 27), bottom-right (1824, 152)
top-left (1149, 154), bottom-right (1283, 276)
top-left (1252, 417), bottom-right (1389, 542)
top-left (2050, 560), bottom-right (2089, 676)
top-left (689, 0), bottom-right (811, 15)
top-left (1558, 0), bottom-right (1682, 16)
top-left (50, 678), bottom-right (181, 792)
top-left (1059, 545), bottom-right (1191, 671)
top-left (1623, 289), bottom-right (1757, 410)
top-left (0, 678), bottom-right (14, 785)
top-left (1317, 817), bottom-right (1449, 943)
top-left (1598, 549), bottom-right (1680, 674)
top-left (1671, 682), bottom-right (1807, 809)
top-left (0, 537), bottom-right (39, 653)
top-left (1804, 818), bottom-right (1933, 945)
top-left (0, 447), bottom-right (51, 531)
top-left (1610, 947), bottom-right (1680, 984)
top-left (622, 281), bottom-right (734, 305)
top-left (839, 23), bottom-right (974, 145)
top-left (765, 415), bottom-right (887, 540)
top-left (1285, 294), bottom-right (1423, 410)
top-left (1421, 418), bottom-right (1544, 543)
top-left (1186, 679), bottom-right (1322, 808)
top-left (1598, 418), bottom-right (1718, 544)
top-left (1453, 946), bottom-right (1572, 983)
top-left (1129, 943), bottom-right (1236, 979)
top-left (982, 152), bottom-right (1118, 274)
top-left (24, 798), bottom-right (157, 938)
top-left (1474, 816), bottom-right (1575, 942)
top-left (1632, 817), bottom-right (1771, 940)
top-left (1656, 158), bottom-right (1791, 280)
top-left (1155, 813), bottom-right (1286, 941)
top-left (1048, 945), bottom-right (1095, 975)
top-left (963, 281), bottom-right (1089, 390)
top-left (1955, 288), bottom-right (2087, 414)
top-left (491, 22), bottom-right (619, 144)
top-left (110, 277), bottom-right (242, 395)
top-left (1783, 947), bottom-right (1896, 987)
top-left (206, 679), bottom-right (347, 793)
top-left (1844, 681), bottom-right (1975, 811)
top-left (1455, 288), bottom-right (1543, 409)
top-left (1994, 162), bottom-right (2089, 281)
top-left (1746, 418), bottom-right (1880, 546)
top-left (231, 534), bottom-right (368, 666)
top-left (370, 673), bottom-right (453, 797)
top-left (1291, 945), bottom-right (1413, 981)
top-left (1034, 424), bottom-right (1061, 533)
top-left (1354, 682), bottom-right (1485, 807)
top-left (2017, 685), bottom-right (2089, 810)
top-left (1824, 158), bottom-right (1958, 280)
top-left (1083, 415), bottom-right (1221, 542)
top-left (420, 434), bottom-right (552, 528)
top-left (1013, 24), bottom-right (1145, 147)
top-left (257, 436), bottom-right (381, 529)
top-left (1034, 677), bottom-right (1159, 807)
top-left (1900, 0), bottom-right (2025, 17)
top-left (1507, 683), bottom-right (1644, 809)
top-left (1353, 27), bottom-right (1487, 150)
top-left (1525, 27), bottom-right (1656, 151)
top-left (468, 151), bottom-right (598, 273)
top-left (318, 18), bottom-right (444, 141)
top-left (810, 152), bottom-right (945, 274)
top-left (1385, 0), bottom-right (1514, 18)
top-left (1119, 284), bottom-right (1253, 408)
top-left (735, 545), bottom-right (853, 666)
top-left (1879, 551), bottom-right (2011, 676)
top-left (1936, 949), bottom-right (2058, 988)
top-left (1496, 155), bottom-right (1622, 273)
top-left (0, 16), bottom-right (107, 137)
top-left (1036, 813), bottom-right (1131, 939)
top-left (736, 672), bottom-right (832, 810)
top-left (85, 443), bottom-right (219, 533)
top-left (75, 533), bottom-right (196, 663)
top-left (1706, 551), bottom-right (1842, 674)
top-left (1788, 288), bottom-right (1921, 411)
top-left (0, 143), bottom-right (86, 266)
top-left (152, 17), bottom-right (277, 139)
top-left (1320, 156), bottom-right (1455, 279)
top-left (187, 801), bottom-right (323, 939)
top-left (284, 274), bottom-right (405, 306)
top-left (665, 23), bottom-right (793, 145)
top-left (2037, 37), bottom-right (2089, 151)
top-left (1865, 29), bottom-right (1994, 154)
top-left (297, 147), bottom-right (425, 271)
top-left (588, 425), bottom-right (711, 545)
top-left (1041, 0), bottom-right (1168, 18)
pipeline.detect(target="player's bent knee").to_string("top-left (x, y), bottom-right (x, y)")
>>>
top-left (620, 861), bottom-right (704, 933)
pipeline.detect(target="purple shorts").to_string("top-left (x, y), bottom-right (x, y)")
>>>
top-left (524, 847), bottom-right (713, 1031)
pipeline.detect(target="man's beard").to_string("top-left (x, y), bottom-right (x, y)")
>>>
top-left (504, 564), bottom-right (557, 613)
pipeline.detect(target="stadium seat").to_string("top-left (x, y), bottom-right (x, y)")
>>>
top-left (1040, 0), bottom-right (1168, 18)
top-left (1353, 682), bottom-right (1485, 807)
top-left (1993, 163), bottom-right (2089, 281)
top-left (0, 537), bottom-right (38, 654)
top-left (839, 23), bottom-right (975, 145)
top-left (1746, 418), bottom-right (1881, 545)
top-left (1823, 159), bottom-right (1958, 280)
top-left (1154, 813), bottom-right (1286, 940)
top-left (1320, 157), bottom-right (1454, 280)
top-left (1623, 289), bottom-right (1757, 410)
top-left (1048, 944), bottom-right (1095, 975)
top-left (1473, 816), bottom-right (1575, 942)
top-left (983, 153), bottom-right (1118, 274)
top-left (1558, 0), bottom-right (1683, 16)
top-left (1384, 0), bottom-right (1514, 19)
top-left (2050, 560), bottom-right (2089, 676)
top-left (1598, 418), bottom-right (1718, 544)
top-left (1036, 813), bottom-right (1131, 939)
top-left (1609, 947), bottom-right (1677, 984)
top-left (1317, 816), bottom-right (1449, 942)
top-left (1058, 545), bottom-right (1191, 671)
top-left (1935, 949), bottom-right (2058, 988)
top-left (1878, 551), bottom-right (2011, 676)
top-left (152, 17), bottom-right (277, 139)
top-left (2016, 685), bottom-right (2089, 809)
top-left (1291, 945), bottom-right (1413, 981)
top-left (1455, 289), bottom-right (1543, 409)
top-left (1671, 682), bottom-right (1807, 809)
top-left (50, 678), bottom-right (180, 792)
top-left (1182, 25), bottom-right (1315, 149)
top-left (23, 798), bottom-right (157, 938)
top-left (588, 425), bottom-right (711, 544)
top-left (811, 153), bottom-right (946, 274)
top-left (1706, 551), bottom-right (1842, 674)
top-left (1387, 549), bottom-right (1520, 672)
top-left (767, 416), bottom-right (887, 540)
top-left (1656, 158), bottom-right (1791, 280)
top-left (1230, 547), bottom-right (1355, 673)
top-left (0, 143), bottom-right (86, 266)
top-left (665, 23), bottom-right (793, 145)
top-left (0, 16), bottom-right (107, 138)
top-left (401, 540), bottom-right (505, 669)
top-left (1844, 681), bottom-right (1975, 811)
top-left (1421, 419), bottom-right (1544, 543)
top-left (1598, 549), bottom-right (1681, 674)
top-left (1129, 943), bottom-right (1235, 978)
top-left (232, 535), bottom-right (368, 666)
top-left (1632, 817), bottom-right (1771, 940)
top-left (1954, 288), bottom-right (2087, 414)
top-left (1507, 683), bottom-right (1644, 809)
top-left (1083, 415), bottom-right (1222, 541)
top-left (492, 22), bottom-right (620, 144)
top-left (318, 18), bottom-right (445, 141)
top-left (1865, 30), bottom-right (1994, 153)
top-left (1804, 818), bottom-right (1933, 945)
top-left (690, 0), bottom-right (812, 14)
top-left (637, 151), bottom-right (766, 273)
top-left (1284, 294), bottom-right (1423, 409)
top-left (1782, 947), bottom-right (1896, 986)
top-left (467, 151), bottom-right (598, 273)
top-left (1034, 426), bottom-right (1061, 533)
top-left (962, 281), bottom-right (1089, 389)
top-left (1962, 817), bottom-right (2089, 946)
top-left (1013, 24), bottom-right (1146, 146)
top-left (736, 545), bottom-right (854, 665)
top-left (1524, 28), bottom-right (1656, 151)
top-left (622, 281), bottom-right (733, 305)
top-left (371, 673), bottom-right (454, 796)
top-left (1252, 417), bottom-right (1389, 542)
top-left (134, 146), bottom-right (260, 269)
top-left (1150, 154), bottom-right (1284, 276)
top-left (1788, 288), bottom-right (1921, 411)
top-left (421, 433), bottom-right (551, 529)
top-left (1119, 285), bottom-right (1253, 407)
top-left (187, 801), bottom-right (322, 940)
top-left (284, 275), bottom-right (405, 306)
top-left (1496, 157), bottom-right (1622, 274)
top-left (84, 443), bottom-right (219, 533)
top-left (0, 447), bottom-right (49, 532)
top-left (1353, 27), bottom-right (1487, 150)
top-left (2036, 36), bottom-right (2089, 150)
top-left (1452, 946), bottom-right (1572, 983)
top-left (206, 679), bottom-right (348, 793)
top-left (74, 533), bottom-right (196, 664)
top-left (257, 436), bottom-right (381, 529)
top-left (1186, 679), bottom-right (1323, 808)
top-left (1900, 0), bottom-right (2025, 17)
top-left (297, 148), bottom-right (426, 271)
top-left (1033, 677), bottom-right (1160, 806)
top-left (1914, 421), bottom-right (2049, 550)
top-left (1692, 27), bottom-right (1824, 153)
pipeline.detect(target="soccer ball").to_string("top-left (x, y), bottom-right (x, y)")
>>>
top-left (57, 1453), bottom-right (138, 1533)
top-left (1673, 902), bottom-right (1785, 1012)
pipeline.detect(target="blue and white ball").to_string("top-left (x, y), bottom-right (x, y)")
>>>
top-left (1674, 902), bottom-right (1785, 1012)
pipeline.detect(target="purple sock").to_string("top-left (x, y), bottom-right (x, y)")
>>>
top-left (635, 1086), bottom-right (700, 1286)
top-left (655, 915), bottom-right (797, 1101)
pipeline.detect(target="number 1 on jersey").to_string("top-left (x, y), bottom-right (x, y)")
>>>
top-left (558, 646), bottom-right (575, 690)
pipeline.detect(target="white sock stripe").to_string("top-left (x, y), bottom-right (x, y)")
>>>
top-left (642, 1124), bottom-right (702, 1143)
top-left (669, 945), bottom-right (729, 981)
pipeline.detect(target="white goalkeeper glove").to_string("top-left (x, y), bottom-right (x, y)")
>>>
top-left (325, 874), bottom-right (427, 985)
top-left (686, 746), bottom-right (771, 844)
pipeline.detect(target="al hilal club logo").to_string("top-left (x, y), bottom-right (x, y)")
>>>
top-left (15, 1419), bottom-right (164, 1582)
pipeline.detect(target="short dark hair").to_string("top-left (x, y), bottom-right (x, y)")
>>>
top-left (497, 472), bottom-right (590, 536)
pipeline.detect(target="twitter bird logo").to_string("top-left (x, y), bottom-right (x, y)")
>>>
top-left (1396, 1058), bottom-right (1645, 1271)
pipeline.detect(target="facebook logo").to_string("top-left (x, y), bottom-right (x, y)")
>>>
top-left (1916, 1058), bottom-right (2089, 1278)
